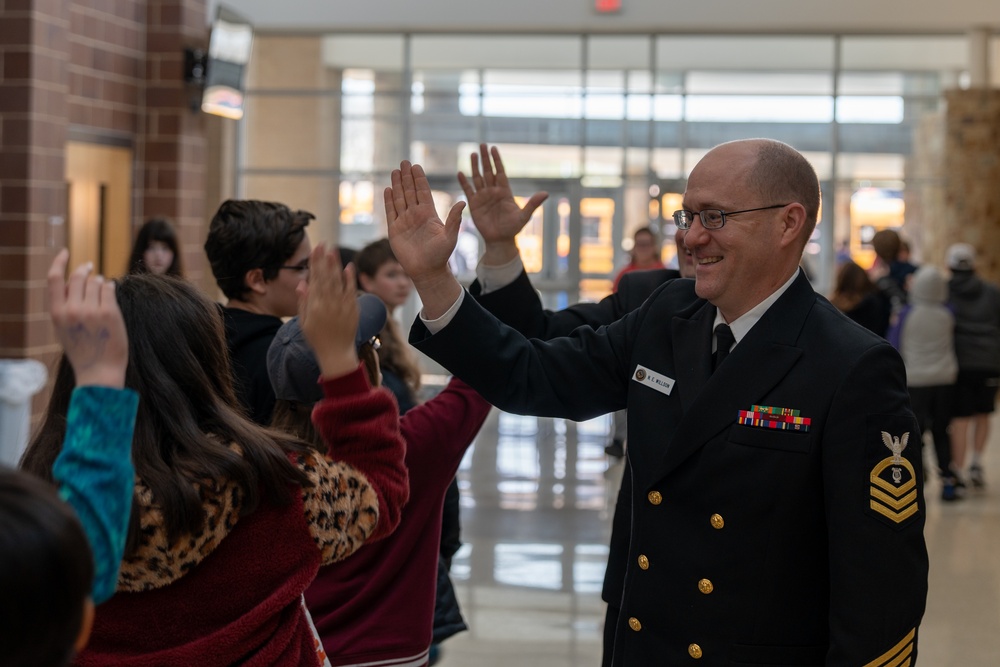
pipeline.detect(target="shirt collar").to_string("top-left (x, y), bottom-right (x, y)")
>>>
top-left (712, 268), bottom-right (800, 346)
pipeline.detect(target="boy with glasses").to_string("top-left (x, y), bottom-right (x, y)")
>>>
top-left (204, 199), bottom-right (313, 424)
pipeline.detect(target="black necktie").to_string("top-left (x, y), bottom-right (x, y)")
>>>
top-left (712, 324), bottom-right (736, 372)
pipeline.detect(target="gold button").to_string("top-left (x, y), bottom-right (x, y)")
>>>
top-left (628, 617), bottom-right (642, 632)
top-left (688, 643), bottom-right (703, 659)
top-left (648, 491), bottom-right (663, 505)
top-left (710, 513), bottom-right (724, 529)
top-left (698, 578), bottom-right (714, 594)
top-left (637, 554), bottom-right (649, 570)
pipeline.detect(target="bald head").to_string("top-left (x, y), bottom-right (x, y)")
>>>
top-left (717, 139), bottom-right (821, 245)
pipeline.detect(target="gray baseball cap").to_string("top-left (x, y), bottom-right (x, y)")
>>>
top-left (266, 293), bottom-right (387, 404)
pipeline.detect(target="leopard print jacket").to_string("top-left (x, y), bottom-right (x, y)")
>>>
top-left (117, 449), bottom-right (379, 592)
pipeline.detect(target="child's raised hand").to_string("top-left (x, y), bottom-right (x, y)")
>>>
top-left (297, 244), bottom-right (360, 379)
top-left (47, 249), bottom-right (129, 388)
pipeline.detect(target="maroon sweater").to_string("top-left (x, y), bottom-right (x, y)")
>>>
top-left (76, 366), bottom-right (408, 667)
top-left (305, 378), bottom-right (491, 667)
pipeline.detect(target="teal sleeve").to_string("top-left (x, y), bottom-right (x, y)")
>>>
top-left (52, 386), bottom-right (138, 604)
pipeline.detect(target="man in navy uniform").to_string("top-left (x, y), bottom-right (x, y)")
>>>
top-left (385, 138), bottom-right (928, 666)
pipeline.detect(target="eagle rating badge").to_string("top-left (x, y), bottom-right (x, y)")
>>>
top-left (869, 428), bottom-right (919, 526)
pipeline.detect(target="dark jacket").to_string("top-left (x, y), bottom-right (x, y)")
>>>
top-left (413, 272), bottom-right (927, 667)
top-left (222, 307), bottom-right (283, 425)
top-left (948, 270), bottom-right (1000, 373)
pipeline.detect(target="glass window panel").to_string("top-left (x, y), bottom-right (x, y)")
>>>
top-left (586, 95), bottom-right (625, 119)
top-left (626, 95), bottom-right (652, 120)
top-left (684, 95), bottom-right (833, 123)
top-left (838, 72), bottom-right (906, 95)
top-left (587, 70), bottom-right (625, 91)
top-left (836, 96), bottom-right (904, 123)
top-left (588, 36), bottom-right (651, 69)
top-left (411, 35), bottom-right (581, 69)
top-left (410, 70), bottom-right (480, 116)
top-left (627, 70), bottom-right (654, 94)
top-left (840, 36), bottom-right (967, 71)
top-left (800, 151), bottom-right (833, 182)
top-left (839, 71), bottom-right (943, 96)
top-left (655, 71), bottom-right (684, 94)
top-left (338, 180), bottom-right (376, 225)
top-left (482, 70), bottom-right (583, 119)
top-left (657, 36), bottom-right (835, 71)
top-left (583, 146), bottom-right (623, 179)
top-left (473, 142), bottom-right (582, 180)
top-left (686, 71), bottom-right (833, 95)
top-left (653, 95), bottom-right (683, 121)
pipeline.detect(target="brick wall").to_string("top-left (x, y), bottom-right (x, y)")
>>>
top-left (1, 0), bottom-right (208, 420)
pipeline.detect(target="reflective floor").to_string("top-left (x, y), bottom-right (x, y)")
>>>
top-left (436, 410), bottom-right (1000, 666)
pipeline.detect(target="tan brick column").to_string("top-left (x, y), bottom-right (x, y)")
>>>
top-left (941, 89), bottom-right (1000, 283)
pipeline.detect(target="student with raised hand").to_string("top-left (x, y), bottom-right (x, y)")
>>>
top-left (21, 245), bottom-right (408, 667)
top-left (2, 250), bottom-right (138, 667)
top-left (268, 293), bottom-right (491, 667)
top-left (385, 140), bottom-right (926, 667)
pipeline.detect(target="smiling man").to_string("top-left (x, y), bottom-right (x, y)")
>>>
top-left (384, 138), bottom-right (928, 666)
top-left (204, 199), bottom-right (313, 424)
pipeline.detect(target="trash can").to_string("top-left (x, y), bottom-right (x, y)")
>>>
top-left (0, 359), bottom-right (48, 467)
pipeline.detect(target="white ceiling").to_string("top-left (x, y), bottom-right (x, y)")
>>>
top-left (211, 0), bottom-right (999, 35)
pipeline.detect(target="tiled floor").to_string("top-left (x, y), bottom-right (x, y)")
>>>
top-left (436, 410), bottom-right (1000, 666)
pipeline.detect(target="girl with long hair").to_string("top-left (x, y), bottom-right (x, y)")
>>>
top-left (21, 245), bottom-right (408, 666)
top-left (127, 218), bottom-right (183, 276)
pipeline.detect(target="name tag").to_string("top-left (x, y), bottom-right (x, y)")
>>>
top-left (632, 364), bottom-right (675, 396)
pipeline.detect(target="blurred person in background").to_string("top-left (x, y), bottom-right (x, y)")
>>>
top-left (127, 218), bottom-right (182, 277)
top-left (946, 243), bottom-right (1000, 489)
top-left (888, 265), bottom-right (960, 500)
top-left (613, 226), bottom-right (666, 293)
top-left (830, 260), bottom-right (890, 337)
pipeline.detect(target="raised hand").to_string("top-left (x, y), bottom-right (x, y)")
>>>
top-left (297, 244), bottom-right (359, 379)
top-left (458, 144), bottom-right (548, 265)
top-left (47, 249), bottom-right (129, 389)
top-left (384, 161), bottom-right (465, 318)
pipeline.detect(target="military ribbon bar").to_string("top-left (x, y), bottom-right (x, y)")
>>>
top-left (738, 409), bottom-right (811, 432)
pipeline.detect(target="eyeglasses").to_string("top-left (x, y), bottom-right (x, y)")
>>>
top-left (277, 261), bottom-right (309, 273)
top-left (672, 204), bottom-right (790, 230)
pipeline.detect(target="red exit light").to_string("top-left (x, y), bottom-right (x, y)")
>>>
top-left (595, 0), bottom-right (622, 13)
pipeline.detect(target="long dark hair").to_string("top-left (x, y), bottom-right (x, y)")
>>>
top-left (355, 239), bottom-right (422, 398)
top-left (271, 343), bottom-right (381, 452)
top-left (21, 274), bottom-right (310, 558)
top-left (0, 467), bottom-right (93, 667)
top-left (830, 260), bottom-right (877, 312)
top-left (128, 218), bottom-right (183, 276)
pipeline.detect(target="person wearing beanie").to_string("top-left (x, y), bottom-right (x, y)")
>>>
top-left (268, 296), bottom-right (491, 667)
top-left (946, 243), bottom-right (1000, 489)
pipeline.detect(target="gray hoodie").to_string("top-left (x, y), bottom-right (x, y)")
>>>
top-left (900, 266), bottom-right (958, 387)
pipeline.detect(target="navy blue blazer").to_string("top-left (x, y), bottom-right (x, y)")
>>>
top-left (413, 271), bottom-right (927, 667)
